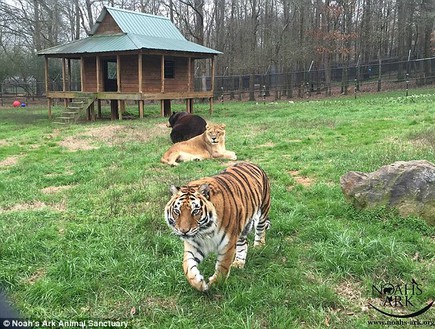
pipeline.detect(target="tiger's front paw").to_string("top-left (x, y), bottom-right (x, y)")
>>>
top-left (208, 274), bottom-right (219, 286)
top-left (232, 259), bottom-right (245, 269)
top-left (208, 271), bottom-right (228, 287)
top-left (229, 152), bottom-right (237, 160)
top-left (189, 276), bottom-right (209, 292)
top-left (253, 239), bottom-right (266, 248)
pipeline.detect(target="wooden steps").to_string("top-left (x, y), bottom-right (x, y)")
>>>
top-left (53, 97), bottom-right (96, 125)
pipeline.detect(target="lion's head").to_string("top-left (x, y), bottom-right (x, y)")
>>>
top-left (204, 124), bottom-right (226, 146)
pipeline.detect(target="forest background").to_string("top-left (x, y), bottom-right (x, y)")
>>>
top-left (0, 0), bottom-right (434, 100)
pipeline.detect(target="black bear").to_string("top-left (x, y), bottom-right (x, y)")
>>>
top-left (167, 111), bottom-right (207, 143)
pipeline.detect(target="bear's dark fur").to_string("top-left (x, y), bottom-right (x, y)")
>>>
top-left (168, 112), bottom-right (207, 143)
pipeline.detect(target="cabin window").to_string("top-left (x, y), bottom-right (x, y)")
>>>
top-left (107, 61), bottom-right (117, 79)
top-left (103, 59), bottom-right (118, 92)
top-left (164, 59), bottom-right (175, 79)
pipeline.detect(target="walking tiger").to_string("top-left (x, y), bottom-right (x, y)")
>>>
top-left (164, 162), bottom-right (271, 291)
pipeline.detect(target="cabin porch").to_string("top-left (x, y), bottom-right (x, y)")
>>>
top-left (46, 90), bottom-right (215, 122)
top-left (43, 52), bottom-right (217, 122)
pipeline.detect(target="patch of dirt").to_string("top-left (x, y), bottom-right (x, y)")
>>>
top-left (58, 137), bottom-right (98, 151)
top-left (334, 281), bottom-right (369, 313)
top-left (58, 123), bottom-right (168, 151)
top-left (141, 296), bottom-right (178, 316)
top-left (220, 160), bottom-right (241, 167)
top-left (287, 139), bottom-right (303, 143)
top-left (0, 201), bottom-right (66, 213)
top-left (256, 141), bottom-right (276, 148)
top-left (333, 280), bottom-right (409, 318)
top-left (408, 128), bottom-right (435, 150)
top-left (0, 140), bottom-right (10, 147)
top-left (288, 170), bottom-right (315, 187)
top-left (25, 268), bottom-right (46, 285)
top-left (0, 156), bottom-right (20, 167)
top-left (40, 185), bottom-right (74, 194)
top-left (44, 171), bottom-right (75, 178)
top-left (50, 129), bottom-right (61, 138)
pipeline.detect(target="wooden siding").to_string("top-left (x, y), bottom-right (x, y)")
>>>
top-left (142, 55), bottom-right (162, 92)
top-left (120, 55), bottom-right (139, 92)
top-left (83, 57), bottom-right (97, 92)
top-left (165, 57), bottom-right (190, 92)
top-left (94, 13), bottom-right (122, 35)
top-left (80, 54), bottom-right (199, 94)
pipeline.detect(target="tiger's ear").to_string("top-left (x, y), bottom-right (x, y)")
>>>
top-left (169, 185), bottom-right (180, 195)
top-left (198, 184), bottom-right (210, 200)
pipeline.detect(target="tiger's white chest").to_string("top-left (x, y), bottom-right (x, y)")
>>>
top-left (190, 228), bottom-right (229, 256)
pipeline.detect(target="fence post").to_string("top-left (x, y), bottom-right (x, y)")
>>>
top-left (238, 75), bottom-right (243, 101)
top-left (341, 64), bottom-right (349, 95)
top-left (406, 50), bottom-right (411, 96)
top-left (377, 56), bottom-right (382, 92)
top-left (354, 78), bottom-right (357, 99)
top-left (305, 61), bottom-right (314, 98)
top-left (356, 55), bottom-right (361, 92)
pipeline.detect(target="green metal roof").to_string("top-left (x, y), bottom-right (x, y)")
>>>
top-left (38, 7), bottom-right (221, 57)
top-left (91, 7), bottom-right (186, 40)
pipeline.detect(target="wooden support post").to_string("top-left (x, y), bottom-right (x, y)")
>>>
top-left (44, 56), bottom-right (51, 118)
top-left (62, 58), bottom-right (68, 107)
top-left (90, 102), bottom-right (95, 121)
top-left (118, 100), bottom-right (123, 120)
top-left (139, 101), bottom-right (144, 119)
top-left (160, 99), bottom-right (171, 117)
top-left (138, 53), bottom-right (144, 119)
top-left (209, 97), bottom-right (213, 115)
top-left (96, 55), bottom-right (101, 92)
top-left (111, 100), bottom-right (118, 120)
top-left (117, 55), bottom-right (121, 93)
top-left (211, 56), bottom-right (216, 93)
top-left (48, 98), bottom-right (52, 119)
top-left (44, 56), bottom-right (49, 95)
top-left (187, 57), bottom-right (192, 92)
top-left (161, 55), bottom-right (165, 93)
top-left (67, 59), bottom-right (71, 91)
top-left (80, 57), bottom-right (85, 92)
top-left (186, 99), bottom-right (193, 113)
top-left (138, 53), bottom-right (143, 93)
top-left (97, 100), bottom-right (102, 118)
top-left (116, 55), bottom-right (122, 120)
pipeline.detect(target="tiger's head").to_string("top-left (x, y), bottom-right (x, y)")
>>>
top-left (204, 124), bottom-right (226, 145)
top-left (164, 184), bottom-right (217, 240)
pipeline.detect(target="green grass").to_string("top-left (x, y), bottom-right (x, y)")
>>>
top-left (0, 90), bottom-right (434, 328)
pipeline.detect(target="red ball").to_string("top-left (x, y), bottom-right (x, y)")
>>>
top-left (13, 100), bottom-right (21, 107)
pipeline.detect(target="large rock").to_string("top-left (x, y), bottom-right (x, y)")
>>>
top-left (340, 160), bottom-right (435, 225)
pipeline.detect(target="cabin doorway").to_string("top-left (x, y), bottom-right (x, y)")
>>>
top-left (103, 59), bottom-right (118, 91)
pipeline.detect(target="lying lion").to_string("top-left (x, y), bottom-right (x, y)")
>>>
top-left (161, 123), bottom-right (237, 166)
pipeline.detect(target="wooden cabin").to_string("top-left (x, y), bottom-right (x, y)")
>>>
top-left (37, 7), bottom-right (221, 122)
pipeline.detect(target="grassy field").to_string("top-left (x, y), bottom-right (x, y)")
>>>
top-left (0, 90), bottom-right (434, 328)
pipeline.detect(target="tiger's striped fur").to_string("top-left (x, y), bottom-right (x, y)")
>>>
top-left (164, 162), bottom-right (271, 291)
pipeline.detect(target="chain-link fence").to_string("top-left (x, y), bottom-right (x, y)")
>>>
top-left (209, 56), bottom-right (435, 101)
top-left (1, 56), bottom-right (434, 105)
